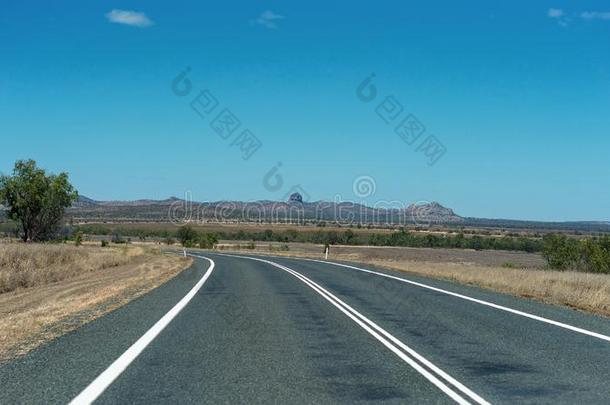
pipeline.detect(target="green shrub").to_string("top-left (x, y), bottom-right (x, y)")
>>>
top-left (542, 234), bottom-right (610, 273)
top-left (542, 234), bottom-right (580, 270)
top-left (268, 243), bottom-right (290, 252)
top-left (175, 226), bottom-right (199, 247)
top-left (579, 236), bottom-right (610, 273)
top-left (101, 240), bottom-right (108, 247)
top-left (74, 232), bottom-right (83, 246)
top-left (198, 233), bottom-right (218, 249)
top-left (111, 233), bottom-right (126, 244)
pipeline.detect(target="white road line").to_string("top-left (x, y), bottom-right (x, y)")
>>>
top-left (203, 253), bottom-right (489, 405)
top-left (300, 258), bottom-right (610, 343)
top-left (69, 257), bottom-right (215, 405)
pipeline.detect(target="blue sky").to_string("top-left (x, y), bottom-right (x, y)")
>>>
top-left (1, 1), bottom-right (609, 221)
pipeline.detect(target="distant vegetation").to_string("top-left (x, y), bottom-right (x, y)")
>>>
top-left (542, 234), bottom-right (610, 273)
top-left (175, 226), bottom-right (219, 249)
top-left (214, 228), bottom-right (544, 253)
top-left (71, 224), bottom-right (610, 273)
top-left (74, 225), bottom-right (544, 253)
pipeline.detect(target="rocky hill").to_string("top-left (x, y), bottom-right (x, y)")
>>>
top-left (65, 195), bottom-right (610, 232)
top-left (69, 195), bottom-right (461, 225)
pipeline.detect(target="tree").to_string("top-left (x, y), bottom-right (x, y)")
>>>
top-left (198, 233), bottom-right (218, 249)
top-left (542, 234), bottom-right (580, 270)
top-left (580, 236), bottom-right (610, 274)
top-left (0, 160), bottom-right (78, 242)
top-left (175, 225), bottom-right (199, 247)
top-left (343, 229), bottom-right (355, 244)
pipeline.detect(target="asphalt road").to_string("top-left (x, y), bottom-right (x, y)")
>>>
top-left (1, 252), bottom-right (610, 404)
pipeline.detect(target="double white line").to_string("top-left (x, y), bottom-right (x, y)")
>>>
top-left (209, 253), bottom-right (489, 405)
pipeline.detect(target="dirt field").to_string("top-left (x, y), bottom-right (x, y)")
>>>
top-left (215, 242), bottom-right (610, 317)
top-left (0, 243), bottom-right (192, 361)
top-left (218, 242), bottom-right (546, 268)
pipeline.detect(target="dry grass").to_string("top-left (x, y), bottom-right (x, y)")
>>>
top-left (0, 244), bottom-right (137, 293)
top-left (358, 258), bottom-right (610, 316)
top-left (213, 244), bottom-right (610, 317)
top-left (0, 243), bottom-right (192, 360)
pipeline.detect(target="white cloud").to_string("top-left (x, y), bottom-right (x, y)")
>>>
top-left (547, 8), bottom-right (569, 26)
top-left (105, 9), bottom-right (154, 27)
top-left (548, 8), bottom-right (564, 18)
top-left (581, 11), bottom-right (610, 20)
top-left (254, 10), bottom-right (285, 29)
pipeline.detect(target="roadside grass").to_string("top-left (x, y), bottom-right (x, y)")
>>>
top-left (0, 244), bottom-right (135, 293)
top-left (0, 242), bottom-right (192, 361)
top-left (501, 261), bottom-right (522, 269)
top-left (363, 258), bottom-right (610, 317)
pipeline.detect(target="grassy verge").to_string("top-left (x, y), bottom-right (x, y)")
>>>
top-left (0, 242), bottom-right (192, 361)
top-left (0, 243), bottom-right (138, 293)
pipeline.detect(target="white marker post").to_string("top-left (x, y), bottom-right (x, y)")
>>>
top-left (325, 246), bottom-right (329, 260)
top-left (183, 248), bottom-right (187, 258)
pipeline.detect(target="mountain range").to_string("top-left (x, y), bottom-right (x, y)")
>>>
top-left (69, 195), bottom-right (610, 233)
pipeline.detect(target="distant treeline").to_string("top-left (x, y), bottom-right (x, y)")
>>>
top-left (73, 225), bottom-right (544, 253)
top-left (226, 228), bottom-right (544, 253)
top-left (4, 221), bottom-right (609, 273)
top-left (461, 217), bottom-right (610, 233)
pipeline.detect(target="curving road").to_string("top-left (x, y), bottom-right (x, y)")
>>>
top-left (1, 252), bottom-right (610, 404)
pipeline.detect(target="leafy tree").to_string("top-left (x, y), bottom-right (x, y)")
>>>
top-left (453, 232), bottom-right (466, 248)
top-left (284, 229), bottom-right (298, 242)
top-left (262, 229), bottom-right (274, 241)
top-left (324, 231), bottom-right (340, 245)
top-left (343, 229), bottom-right (355, 244)
top-left (580, 236), bottom-right (610, 273)
top-left (470, 236), bottom-right (485, 251)
top-left (0, 160), bottom-right (78, 241)
top-left (542, 234), bottom-right (580, 270)
top-left (198, 233), bottom-right (218, 249)
top-left (176, 225), bottom-right (199, 247)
